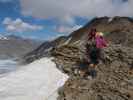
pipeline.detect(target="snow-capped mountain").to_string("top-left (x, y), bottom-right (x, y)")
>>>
top-left (0, 34), bottom-right (42, 59)
top-left (0, 34), bottom-right (8, 40)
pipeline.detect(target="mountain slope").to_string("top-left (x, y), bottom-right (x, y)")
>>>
top-left (22, 16), bottom-right (133, 100)
top-left (0, 35), bottom-right (42, 59)
top-left (23, 16), bottom-right (133, 63)
top-left (68, 16), bottom-right (133, 46)
top-left (23, 36), bottom-right (68, 63)
top-left (51, 17), bottom-right (133, 100)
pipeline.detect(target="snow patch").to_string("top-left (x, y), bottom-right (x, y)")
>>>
top-left (44, 47), bottom-right (53, 52)
top-left (108, 17), bottom-right (114, 23)
top-left (62, 37), bottom-right (72, 45)
top-left (0, 57), bottom-right (68, 100)
top-left (0, 59), bottom-right (18, 75)
top-left (73, 40), bottom-right (81, 45)
top-left (0, 34), bottom-right (8, 40)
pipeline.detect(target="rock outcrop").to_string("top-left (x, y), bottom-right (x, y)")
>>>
top-left (23, 16), bottom-right (133, 100)
top-left (52, 44), bottom-right (133, 100)
top-left (23, 36), bottom-right (68, 63)
top-left (51, 17), bottom-right (133, 100)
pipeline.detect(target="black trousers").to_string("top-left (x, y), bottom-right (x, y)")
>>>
top-left (89, 47), bottom-right (101, 65)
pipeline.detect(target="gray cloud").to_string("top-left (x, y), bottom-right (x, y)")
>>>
top-left (3, 17), bottom-right (43, 32)
top-left (57, 25), bottom-right (82, 33)
top-left (20, 0), bottom-right (133, 34)
top-left (20, 0), bottom-right (132, 24)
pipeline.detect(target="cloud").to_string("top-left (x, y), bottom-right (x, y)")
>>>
top-left (20, 0), bottom-right (132, 25)
top-left (2, 17), bottom-right (43, 32)
top-left (57, 25), bottom-right (82, 33)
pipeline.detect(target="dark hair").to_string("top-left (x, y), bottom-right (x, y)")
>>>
top-left (91, 28), bottom-right (96, 32)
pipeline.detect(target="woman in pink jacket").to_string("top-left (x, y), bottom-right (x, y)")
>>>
top-left (87, 31), bottom-right (107, 78)
top-left (80, 29), bottom-right (108, 78)
top-left (95, 32), bottom-right (107, 49)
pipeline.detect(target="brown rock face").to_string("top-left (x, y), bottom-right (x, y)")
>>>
top-left (52, 43), bottom-right (133, 100)
top-left (50, 17), bottom-right (133, 100)
top-left (23, 16), bottom-right (133, 100)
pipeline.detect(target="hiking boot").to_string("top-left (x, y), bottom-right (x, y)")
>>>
top-left (129, 69), bottom-right (133, 75)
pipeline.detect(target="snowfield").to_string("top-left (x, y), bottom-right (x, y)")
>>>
top-left (0, 58), bottom-right (68, 100)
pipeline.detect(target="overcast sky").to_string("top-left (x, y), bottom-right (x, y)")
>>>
top-left (0, 0), bottom-right (131, 40)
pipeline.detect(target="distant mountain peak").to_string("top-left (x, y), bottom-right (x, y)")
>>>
top-left (0, 34), bottom-right (42, 59)
top-left (0, 34), bottom-right (8, 40)
top-left (6, 34), bottom-right (25, 40)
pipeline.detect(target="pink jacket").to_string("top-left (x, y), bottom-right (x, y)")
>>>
top-left (95, 36), bottom-right (107, 48)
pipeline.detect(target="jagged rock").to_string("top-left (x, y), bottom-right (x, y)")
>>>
top-left (51, 42), bottom-right (133, 100)
top-left (51, 45), bottom-right (81, 75)
top-left (52, 17), bottom-right (133, 100)
top-left (22, 17), bottom-right (133, 100)
top-left (23, 36), bottom-right (68, 63)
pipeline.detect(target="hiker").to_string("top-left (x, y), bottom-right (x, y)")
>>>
top-left (89, 31), bottom-right (107, 68)
top-left (86, 29), bottom-right (107, 78)
top-left (79, 28), bottom-right (97, 77)
top-left (79, 29), bottom-right (108, 78)
top-left (85, 28), bottom-right (97, 62)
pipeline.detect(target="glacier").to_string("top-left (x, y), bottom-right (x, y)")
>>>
top-left (0, 57), bottom-right (68, 100)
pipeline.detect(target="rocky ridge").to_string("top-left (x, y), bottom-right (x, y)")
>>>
top-left (23, 16), bottom-right (133, 63)
top-left (51, 17), bottom-right (133, 100)
top-left (52, 43), bottom-right (133, 100)
top-left (23, 16), bottom-right (133, 100)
